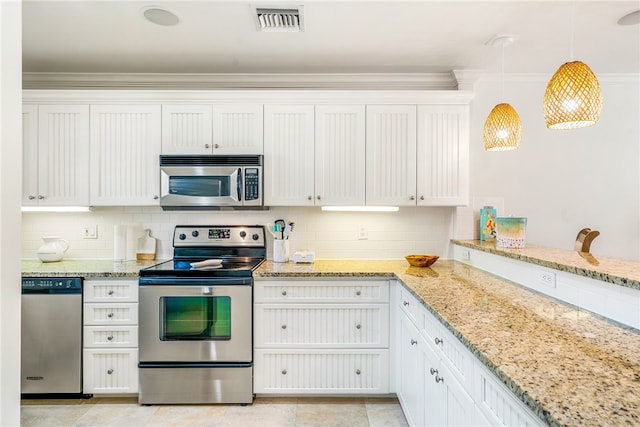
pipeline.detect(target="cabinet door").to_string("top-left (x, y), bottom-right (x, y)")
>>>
top-left (366, 105), bottom-right (417, 206)
top-left (314, 105), bottom-right (365, 205)
top-left (416, 105), bottom-right (469, 206)
top-left (22, 104), bottom-right (39, 205)
top-left (83, 348), bottom-right (138, 393)
top-left (422, 340), bottom-right (447, 427)
top-left (161, 104), bottom-right (213, 154)
top-left (263, 105), bottom-right (315, 206)
top-left (90, 105), bottom-right (161, 205)
top-left (212, 104), bottom-right (263, 154)
top-left (398, 313), bottom-right (424, 427)
top-left (30, 105), bottom-right (90, 206)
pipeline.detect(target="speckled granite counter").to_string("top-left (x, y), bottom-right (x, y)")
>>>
top-left (255, 260), bottom-right (640, 427)
top-left (453, 239), bottom-right (640, 290)
top-left (21, 258), bottom-right (162, 278)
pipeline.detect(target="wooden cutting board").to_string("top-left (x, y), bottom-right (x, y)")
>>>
top-left (137, 229), bottom-right (157, 260)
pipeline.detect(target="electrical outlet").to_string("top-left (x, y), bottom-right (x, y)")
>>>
top-left (83, 225), bottom-right (98, 239)
top-left (460, 249), bottom-right (471, 261)
top-left (358, 225), bottom-right (368, 240)
top-left (539, 270), bottom-right (556, 288)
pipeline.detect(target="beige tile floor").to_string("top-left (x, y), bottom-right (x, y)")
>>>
top-left (21, 396), bottom-right (408, 427)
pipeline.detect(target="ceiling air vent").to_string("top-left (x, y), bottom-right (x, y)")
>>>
top-left (253, 6), bottom-right (304, 32)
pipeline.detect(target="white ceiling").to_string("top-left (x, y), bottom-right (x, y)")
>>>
top-left (22, 0), bottom-right (640, 76)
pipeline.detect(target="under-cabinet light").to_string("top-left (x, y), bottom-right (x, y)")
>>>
top-left (321, 206), bottom-right (399, 212)
top-left (22, 206), bottom-right (92, 213)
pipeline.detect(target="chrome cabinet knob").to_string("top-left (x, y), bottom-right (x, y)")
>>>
top-left (153, 195), bottom-right (159, 200)
top-left (281, 324), bottom-right (287, 329)
top-left (307, 196), bottom-right (313, 201)
top-left (420, 196), bottom-right (425, 201)
top-left (410, 195), bottom-right (415, 201)
top-left (435, 337), bottom-right (443, 345)
top-left (281, 369), bottom-right (287, 375)
top-left (28, 195), bottom-right (35, 200)
top-left (38, 195), bottom-right (45, 200)
top-left (107, 369), bottom-right (113, 375)
top-left (355, 369), bottom-right (361, 375)
top-left (107, 313), bottom-right (114, 318)
top-left (430, 368), bottom-right (438, 375)
top-left (316, 195), bottom-right (321, 200)
top-left (108, 290), bottom-right (114, 296)
top-left (356, 324), bottom-right (361, 330)
top-left (281, 290), bottom-right (287, 296)
top-left (356, 290), bottom-right (361, 296)
top-left (403, 301), bottom-right (409, 306)
top-left (214, 143), bottom-right (220, 149)
top-left (410, 339), bottom-right (417, 345)
top-left (435, 375), bottom-right (444, 384)
top-left (204, 144), bottom-right (211, 149)
top-left (107, 335), bottom-right (114, 341)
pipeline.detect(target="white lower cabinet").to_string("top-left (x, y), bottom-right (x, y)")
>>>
top-left (395, 281), bottom-right (543, 427)
top-left (83, 279), bottom-right (138, 394)
top-left (254, 279), bottom-right (390, 394)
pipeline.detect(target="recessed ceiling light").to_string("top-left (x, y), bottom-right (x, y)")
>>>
top-left (618, 10), bottom-right (640, 26)
top-left (142, 6), bottom-right (179, 26)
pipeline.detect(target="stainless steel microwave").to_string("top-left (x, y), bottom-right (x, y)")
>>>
top-left (159, 155), bottom-right (263, 210)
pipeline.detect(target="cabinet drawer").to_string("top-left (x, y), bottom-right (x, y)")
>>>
top-left (84, 280), bottom-right (138, 303)
top-left (83, 326), bottom-right (138, 348)
top-left (254, 349), bottom-right (389, 394)
top-left (254, 280), bottom-right (389, 303)
top-left (397, 285), bottom-right (423, 326)
top-left (83, 303), bottom-right (138, 325)
top-left (254, 304), bottom-right (389, 348)
top-left (83, 348), bottom-right (138, 394)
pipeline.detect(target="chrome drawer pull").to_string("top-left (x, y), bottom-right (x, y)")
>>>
top-left (281, 290), bottom-right (287, 296)
top-left (403, 301), bottom-right (409, 306)
top-left (430, 368), bottom-right (438, 376)
top-left (107, 313), bottom-right (114, 318)
top-left (435, 375), bottom-right (444, 384)
top-left (108, 290), bottom-right (115, 296)
top-left (435, 337), bottom-right (443, 345)
top-left (410, 339), bottom-right (417, 345)
top-left (107, 335), bottom-right (114, 341)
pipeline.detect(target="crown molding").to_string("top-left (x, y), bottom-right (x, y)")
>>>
top-left (22, 72), bottom-right (461, 90)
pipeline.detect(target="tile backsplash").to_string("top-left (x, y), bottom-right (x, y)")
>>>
top-left (22, 206), bottom-right (456, 260)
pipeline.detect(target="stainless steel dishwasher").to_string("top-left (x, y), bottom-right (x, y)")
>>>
top-left (21, 277), bottom-right (84, 397)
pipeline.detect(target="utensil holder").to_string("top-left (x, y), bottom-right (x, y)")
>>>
top-left (273, 240), bottom-right (290, 263)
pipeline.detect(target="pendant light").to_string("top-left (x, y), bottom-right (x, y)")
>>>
top-left (483, 35), bottom-right (522, 151)
top-left (543, 1), bottom-right (602, 129)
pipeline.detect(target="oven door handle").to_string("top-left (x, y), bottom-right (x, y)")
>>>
top-left (139, 277), bottom-right (252, 286)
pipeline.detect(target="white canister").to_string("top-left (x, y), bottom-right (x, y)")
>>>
top-left (273, 240), bottom-right (290, 263)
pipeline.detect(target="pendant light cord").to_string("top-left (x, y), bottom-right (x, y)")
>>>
top-left (500, 42), bottom-right (505, 101)
top-left (570, 0), bottom-right (575, 60)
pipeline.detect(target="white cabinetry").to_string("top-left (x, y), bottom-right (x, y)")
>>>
top-left (161, 104), bottom-right (263, 154)
top-left (314, 105), bottom-right (366, 206)
top-left (83, 279), bottom-right (138, 394)
top-left (22, 104), bottom-right (90, 206)
top-left (365, 105), bottom-right (417, 206)
top-left (395, 282), bottom-right (543, 427)
top-left (263, 105), bottom-right (315, 206)
top-left (89, 105), bottom-right (161, 206)
top-left (416, 105), bottom-right (469, 206)
top-left (254, 279), bottom-right (390, 394)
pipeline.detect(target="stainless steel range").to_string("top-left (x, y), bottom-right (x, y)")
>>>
top-left (138, 225), bottom-right (265, 405)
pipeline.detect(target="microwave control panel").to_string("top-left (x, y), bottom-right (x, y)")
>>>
top-left (244, 168), bottom-right (260, 201)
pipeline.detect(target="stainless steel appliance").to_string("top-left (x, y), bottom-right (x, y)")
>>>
top-left (159, 155), bottom-right (263, 210)
top-left (21, 277), bottom-right (83, 397)
top-left (138, 225), bottom-right (266, 404)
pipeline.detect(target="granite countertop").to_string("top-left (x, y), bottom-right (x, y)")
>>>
top-left (21, 258), bottom-right (162, 278)
top-left (452, 239), bottom-right (640, 290)
top-left (256, 260), bottom-right (640, 427)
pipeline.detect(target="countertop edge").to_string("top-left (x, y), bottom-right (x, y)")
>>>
top-left (451, 240), bottom-right (640, 291)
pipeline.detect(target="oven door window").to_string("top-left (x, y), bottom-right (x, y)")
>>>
top-left (168, 176), bottom-right (230, 198)
top-left (160, 296), bottom-right (231, 340)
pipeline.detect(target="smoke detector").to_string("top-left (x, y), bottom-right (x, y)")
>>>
top-left (252, 6), bottom-right (304, 32)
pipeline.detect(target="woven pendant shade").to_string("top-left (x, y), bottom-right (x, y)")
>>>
top-left (483, 103), bottom-right (522, 151)
top-left (543, 61), bottom-right (602, 129)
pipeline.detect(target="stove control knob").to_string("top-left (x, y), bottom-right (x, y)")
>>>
top-left (252, 233), bottom-right (260, 241)
top-left (192, 230), bottom-right (199, 237)
top-left (179, 233), bottom-right (186, 240)
top-left (239, 231), bottom-right (247, 239)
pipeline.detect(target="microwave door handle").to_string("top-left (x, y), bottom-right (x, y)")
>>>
top-left (236, 168), bottom-right (243, 202)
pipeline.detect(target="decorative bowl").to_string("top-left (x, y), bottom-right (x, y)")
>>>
top-left (405, 255), bottom-right (439, 268)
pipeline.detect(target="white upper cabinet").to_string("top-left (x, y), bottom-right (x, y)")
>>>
top-left (161, 105), bottom-right (212, 154)
top-left (264, 105), bottom-right (315, 206)
top-left (416, 105), bottom-right (469, 206)
top-left (161, 104), bottom-right (263, 154)
top-left (314, 105), bottom-right (366, 206)
top-left (365, 105), bottom-right (417, 206)
top-left (22, 104), bottom-right (90, 206)
top-left (90, 105), bottom-right (161, 206)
